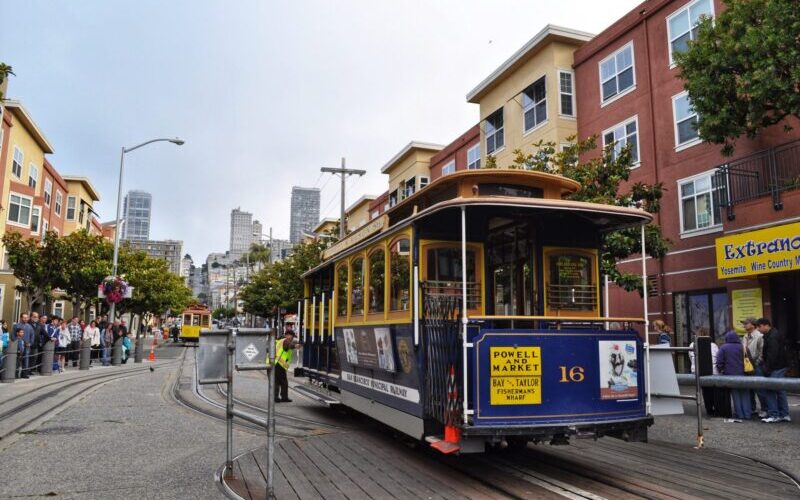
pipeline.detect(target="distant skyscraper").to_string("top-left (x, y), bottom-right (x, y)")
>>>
top-left (289, 187), bottom-right (320, 244)
top-left (252, 219), bottom-right (263, 243)
top-left (121, 190), bottom-right (152, 241)
top-left (230, 208), bottom-right (253, 257)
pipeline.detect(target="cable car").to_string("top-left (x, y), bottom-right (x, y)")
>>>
top-left (180, 305), bottom-right (211, 342)
top-left (296, 170), bottom-right (653, 453)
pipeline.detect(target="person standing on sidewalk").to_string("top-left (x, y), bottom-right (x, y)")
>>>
top-left (14, 314), bottom-right (35, 377)
top-left (67, 317), bottom-right (83, 368)
top-left (57, 319), bottom-right (70, 372)
top-left (273, 327), bottom-right (298, 403)
top-left (716, 330), bottom-right (750, 422)
top-left (84, 320), bottom-right (100, 365)
top-left (14, 328), bottom-right (27, 378)
top-left (756, 318), bottom-right (790, 423)
top-left (741, 318), bottom-right (767, 418)
top-left (102, 325), bottom-right (113, 366)
top-left (28, 312), bottom-right (43, 374)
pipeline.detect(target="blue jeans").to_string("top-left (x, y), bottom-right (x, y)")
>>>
top-left (765, 367), bottom-right (789, 418)
top-left (731, 388), bottom-right (751, 420)
top-left (102, 346), bottom-right (111, 365)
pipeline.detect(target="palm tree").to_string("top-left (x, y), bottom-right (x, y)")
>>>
top-left (243, 242), bottom-right (271, 272)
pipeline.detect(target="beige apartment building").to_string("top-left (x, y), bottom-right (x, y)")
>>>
top-left (381, 141), bottom-right (442, 209)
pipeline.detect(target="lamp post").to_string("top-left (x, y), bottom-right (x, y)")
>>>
top-left (109, 138), bottom-right (183, 363)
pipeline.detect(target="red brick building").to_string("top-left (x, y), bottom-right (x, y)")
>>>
top-left (429, 124), bottom-right (480, 181)
top-left (574, 0), bottom-right (800, 347)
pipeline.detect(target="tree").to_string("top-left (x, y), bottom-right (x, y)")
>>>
top-left (674, 0), bottom-right (800, 155)
top-left (242, 242), bottom-right (271, 271)
top-left (59, 230), bottom-right (113, 317)
top-left (240, 240), bottom-right (325, 316)
top-left (2, 231), bottom-right (67, 313)
top-left (117, 247), bottom-right (193, 321)
top-left (0, 62), bottom-right (14, 99)
top-left (499, 137), bottom-right (669, 292)
top-left (212, 306), bottom-right (236, 320)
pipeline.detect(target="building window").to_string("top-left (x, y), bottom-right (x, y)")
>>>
top-left (44, 179), bottom-right (52, 206)
top-left (42, 219), bottom-right (48, 240)
top-left (390, 238), bottom-right (410, 312)
top-left (404, 178), bottom-right (415, 198)
top-left (388, 190), bottom-right (398, 208)
top-left (558, 71), bottom-right (575, 117)
top-left (485, 108), bottom-right (504, 154)
top-left (28, 164), bottom-right (38, 189)
top-left (13, 290), bottom-right (22, 323)
top-left (8, 193), bottom-right (32, 226)
top-left (667, 0), bottom-right (714, 65)
top-left (351, 256), bottom-right (364, 317)
top-left (603, 116), bottom-right (639, 164)
top-left (600, 43), bottom-right (635, 102)
top-left (55, 192), bottom-right (63, 216)
top-left (467, 143), bottom-right (480, 169)
top-left (522, 76), bottom-right (547, 132)
top-left (368, 248), bottom-right (385, 314)
top-left (673, 290), bottom-right (728, 347)
top-left (53, 300), bottom-right (65, 319)
top-left (679, 172), bottom-right (722, 233)
top-left (66, 196), bottom-right (76, 220)
top-left (442, 160), bottom-right (456, 176)
top-left (30, 207), bottom-right (41, 234)
top-left (12, 147), bottom-right (23, 178)
top-left (673, 92), bottom-right (700, 147)
top-left (419, 176), bottom-right (429, 189)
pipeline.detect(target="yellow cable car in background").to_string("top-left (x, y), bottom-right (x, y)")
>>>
top-left (180, 305), bottom-right (211, 342)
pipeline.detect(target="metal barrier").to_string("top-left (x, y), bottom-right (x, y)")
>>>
top-left (650, 342), bottom-right (704, 448)
top-left (675, 374), bottom-right (800, 391)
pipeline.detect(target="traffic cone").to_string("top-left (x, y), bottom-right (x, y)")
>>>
top-left (148, 340), bottom-right (156, 362)
top-left (431, 364), bottom-right (461, 454)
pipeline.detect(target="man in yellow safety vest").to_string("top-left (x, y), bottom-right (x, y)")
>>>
top-left (273, 326), bottom-right (297, 403)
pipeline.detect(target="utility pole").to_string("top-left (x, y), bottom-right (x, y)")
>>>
top-left (321, 157), bottom-right (366, 239)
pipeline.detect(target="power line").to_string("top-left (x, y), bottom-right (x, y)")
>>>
top-left (320, 158), bottom-right (366, 239)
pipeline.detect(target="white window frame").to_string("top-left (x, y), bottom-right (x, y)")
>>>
top-left (677, 169), bottom-right (723, 237)
top-left (522, 75), bottom-right (548, 134)
top-left (466, 143), bottom-right (480, 170)
top-left (485, 108), bottom-right (504, 155)
top-left (30, 206), bottom-right (41, 234)
top-left (602, 115), bottom-right (640, 167)
top-left (55, 191), bottom-right (63, 216)
top-left (28, 163), bottom-right (38, 189)
top-left (12, 146), bottom-right (23, 179)
top-left (42, 219), bottom-right (49, 241)
top-left (419, 176), bottom-right (429, 189)
top-left (44, 178), bottom-right (52, 206)
top-left (66, 195), bottom-right (77, 220)
top-left (558, 70), bottom-right (575, 117)
top-left (13, 290), bottom-right (22, 323)
top-left (599, 42), bottom-right (636, 106)
top-left (7, 192), bottom-right (33, 227)
top-left (52, 300), bottom-right (65, 319)
top-left (667, 0), bottom-right (715, 67)
top-left (442, 160), bottom-right (456, 176)
top-left (672, 91), bottom-right (701, 150)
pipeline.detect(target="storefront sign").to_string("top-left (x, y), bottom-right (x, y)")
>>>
top-left (489, 346), bottom-right (542, 405)
top-left (715, 222), bottom-right (800, 279)
top-left (731, 288), bottom-right (763, 333)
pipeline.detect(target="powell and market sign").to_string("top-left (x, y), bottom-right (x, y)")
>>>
top-left (715, 222), bottom-right (800, 279)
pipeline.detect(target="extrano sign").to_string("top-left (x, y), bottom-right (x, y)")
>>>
top-left (715, 222), bottom-right (800, 279)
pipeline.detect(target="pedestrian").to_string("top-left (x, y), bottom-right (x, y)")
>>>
top-left (756, 318), bottom-right (790, 423)
top-left (67, 317), bottom-right (82, 368)
top-left (740, 318), bottom-right (767, 418)
top-left (102, 325), bottom-right (113, 366)
top-left (121, 332), bottom-right (131, 364)
top-left (28, 312), bottom-right (43, 374)
top-left (716, 330), bottom-right (750, 422)
top-left (46, 317), bottom-right (60, 372)
top-left (0, 320), bottom-right (8, 373)
top-left (653, 319), bottom-right (673, 346)
top-left (689, 330), bottom-right (730, 418)
top-left (84, 320), bottom-right (100, 365)
top-left (14, 328), bottom-right (28, 379)
top-left (272, 326), bottom-right (299, 403)
top-left (170, 324), bottom-right (180, 343)
top-left (98, 314), bottom-right (108, 333)
top-left (14, 314), bottom-right (35, 377)
top-left (57, 319), bottom-right (70, 372)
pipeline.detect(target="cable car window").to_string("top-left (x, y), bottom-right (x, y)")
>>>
top-left (390, 238), bottom-right (410, 311)
top-left (336, 264), bottom-right (348, 317)
top-left (183, 314), bottom-right (191, 324)
top-left (488, 223), bottom-right (536, 316)
top-left (368, 249), bottom-right (385, 314)
top-left (480, 184), bottom-right (543, 198)
top-left (200, 315), bottom-right (210, 327)
top-left (544, 249), bottom-right (598, 315)
top-left (351, 257), bottom-right (364, 316)
top-left (192, 315), bottom-right (200, 326)
top-left (425, 246), bottom-right (479, 310)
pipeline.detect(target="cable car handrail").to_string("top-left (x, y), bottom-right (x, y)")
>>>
top-left (469, 315), bottom-right (646, 323)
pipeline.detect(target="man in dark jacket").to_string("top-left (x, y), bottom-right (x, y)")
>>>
top-left (14, 313), bottom-right (35, 377)
top-left (756, 318), bottom-right (790, 423)
top-left (29, 312), bottom-right (43, 374)
top-left (716, 331), bottom-right (749, 421)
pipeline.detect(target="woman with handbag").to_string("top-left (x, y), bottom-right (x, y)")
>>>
top-left (716, 330), bottom-right (751, 422)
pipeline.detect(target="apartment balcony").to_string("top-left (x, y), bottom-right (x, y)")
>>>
top-left (714, 139), bottom-right (800, 220)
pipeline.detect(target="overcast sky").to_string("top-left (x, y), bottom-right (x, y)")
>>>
top-left (0, 0), bottom-right (641, 262)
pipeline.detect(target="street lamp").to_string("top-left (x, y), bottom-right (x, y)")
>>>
top-left (109, 138), bottom-right (183, 362)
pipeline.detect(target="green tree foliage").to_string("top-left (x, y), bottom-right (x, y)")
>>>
top-left (212, 306), bottom-right (236, 320)
top-left (674, 0), bottom-right (800, 155)
top-left (0, 62), bottom-right (14, 99)
top-left (1, 231), bottom-right (61, 312)
top-left (504, 137), bottom-right (669, 292)
top-left (240, 240), bottom-right (325, 316)
top-left (59, 230), bottom-right (113, 316)
top-left (117, 245), bottom-right (193, 318)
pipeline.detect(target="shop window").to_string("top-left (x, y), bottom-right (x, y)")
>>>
top-left (673, 290), bottom-right (728, 347)
top-left (350, 256), bottom-right (364, 317)
top-left (368, 248), bottom-right (385, 314)
top-left (390, 238), bottom-right (410, 311)
top-left (336, 264), bottom-right (348, 317)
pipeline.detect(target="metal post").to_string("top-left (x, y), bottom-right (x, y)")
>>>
top-left (266, 316), bottom-right (277, 499)
top-left (321, 293), bottom-right (326, 341)
top-left (1, 339), bottom-right (18, 383)
top-left (340, 157), bottom-right (346, 239)
top-left (311, 295), bottom-right (316, 343)
top-left (79, 338), bottom-right (91, 370)
top-left (226, 328), bottom-right (234, 474)
top-left (641, 224), bottom-right (652, 416)
top-left (603, 274), bottom-right (610, 330)
top-left (694, 340), bottom-right (704, 448)
top-left (134, 333), bottom-right (144, 363)
top-left (40, 340), bottom-right (55, 376)
top-left (112, 337), bottom-right (122, 365)
top-left (108, 147), bottom-right (126, 326)
top-left (413, 265), bottom-right (419, 346)
top-left (460, 206), bottom-right (469, 426)
top-left (302, 299), bottom-right (308, 343)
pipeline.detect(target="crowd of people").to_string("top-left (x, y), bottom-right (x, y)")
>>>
top-left (669, 317), bottom-right (794, 425)
top-left (0, 313), bottom-right (136, 379)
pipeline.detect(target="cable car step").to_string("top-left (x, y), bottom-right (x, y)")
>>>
top-left (425, 435), bottom-right (461, 455)
top-left (292, 384), bottom-right (341, 407)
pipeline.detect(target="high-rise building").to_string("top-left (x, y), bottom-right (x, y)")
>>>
top-left (229, 208), bottom-right (253, 257)
top-left (289, 187), bottom-right (320, 244)
top-left (123, 239), bottom-right (183, 276)
top-left (121, 190), bottom-right (152, 241)
top-left (252, 220), bottom-right (263, 242)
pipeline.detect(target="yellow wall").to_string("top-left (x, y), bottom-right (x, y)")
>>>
top-left (63, 179), bottom-right (98, 235)
top-left (477, 41), bottom-right (580, 169)
top-left (387, 150), bottom-right (436, 196)
top-left (346, 202), bottom-right (372, 232)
